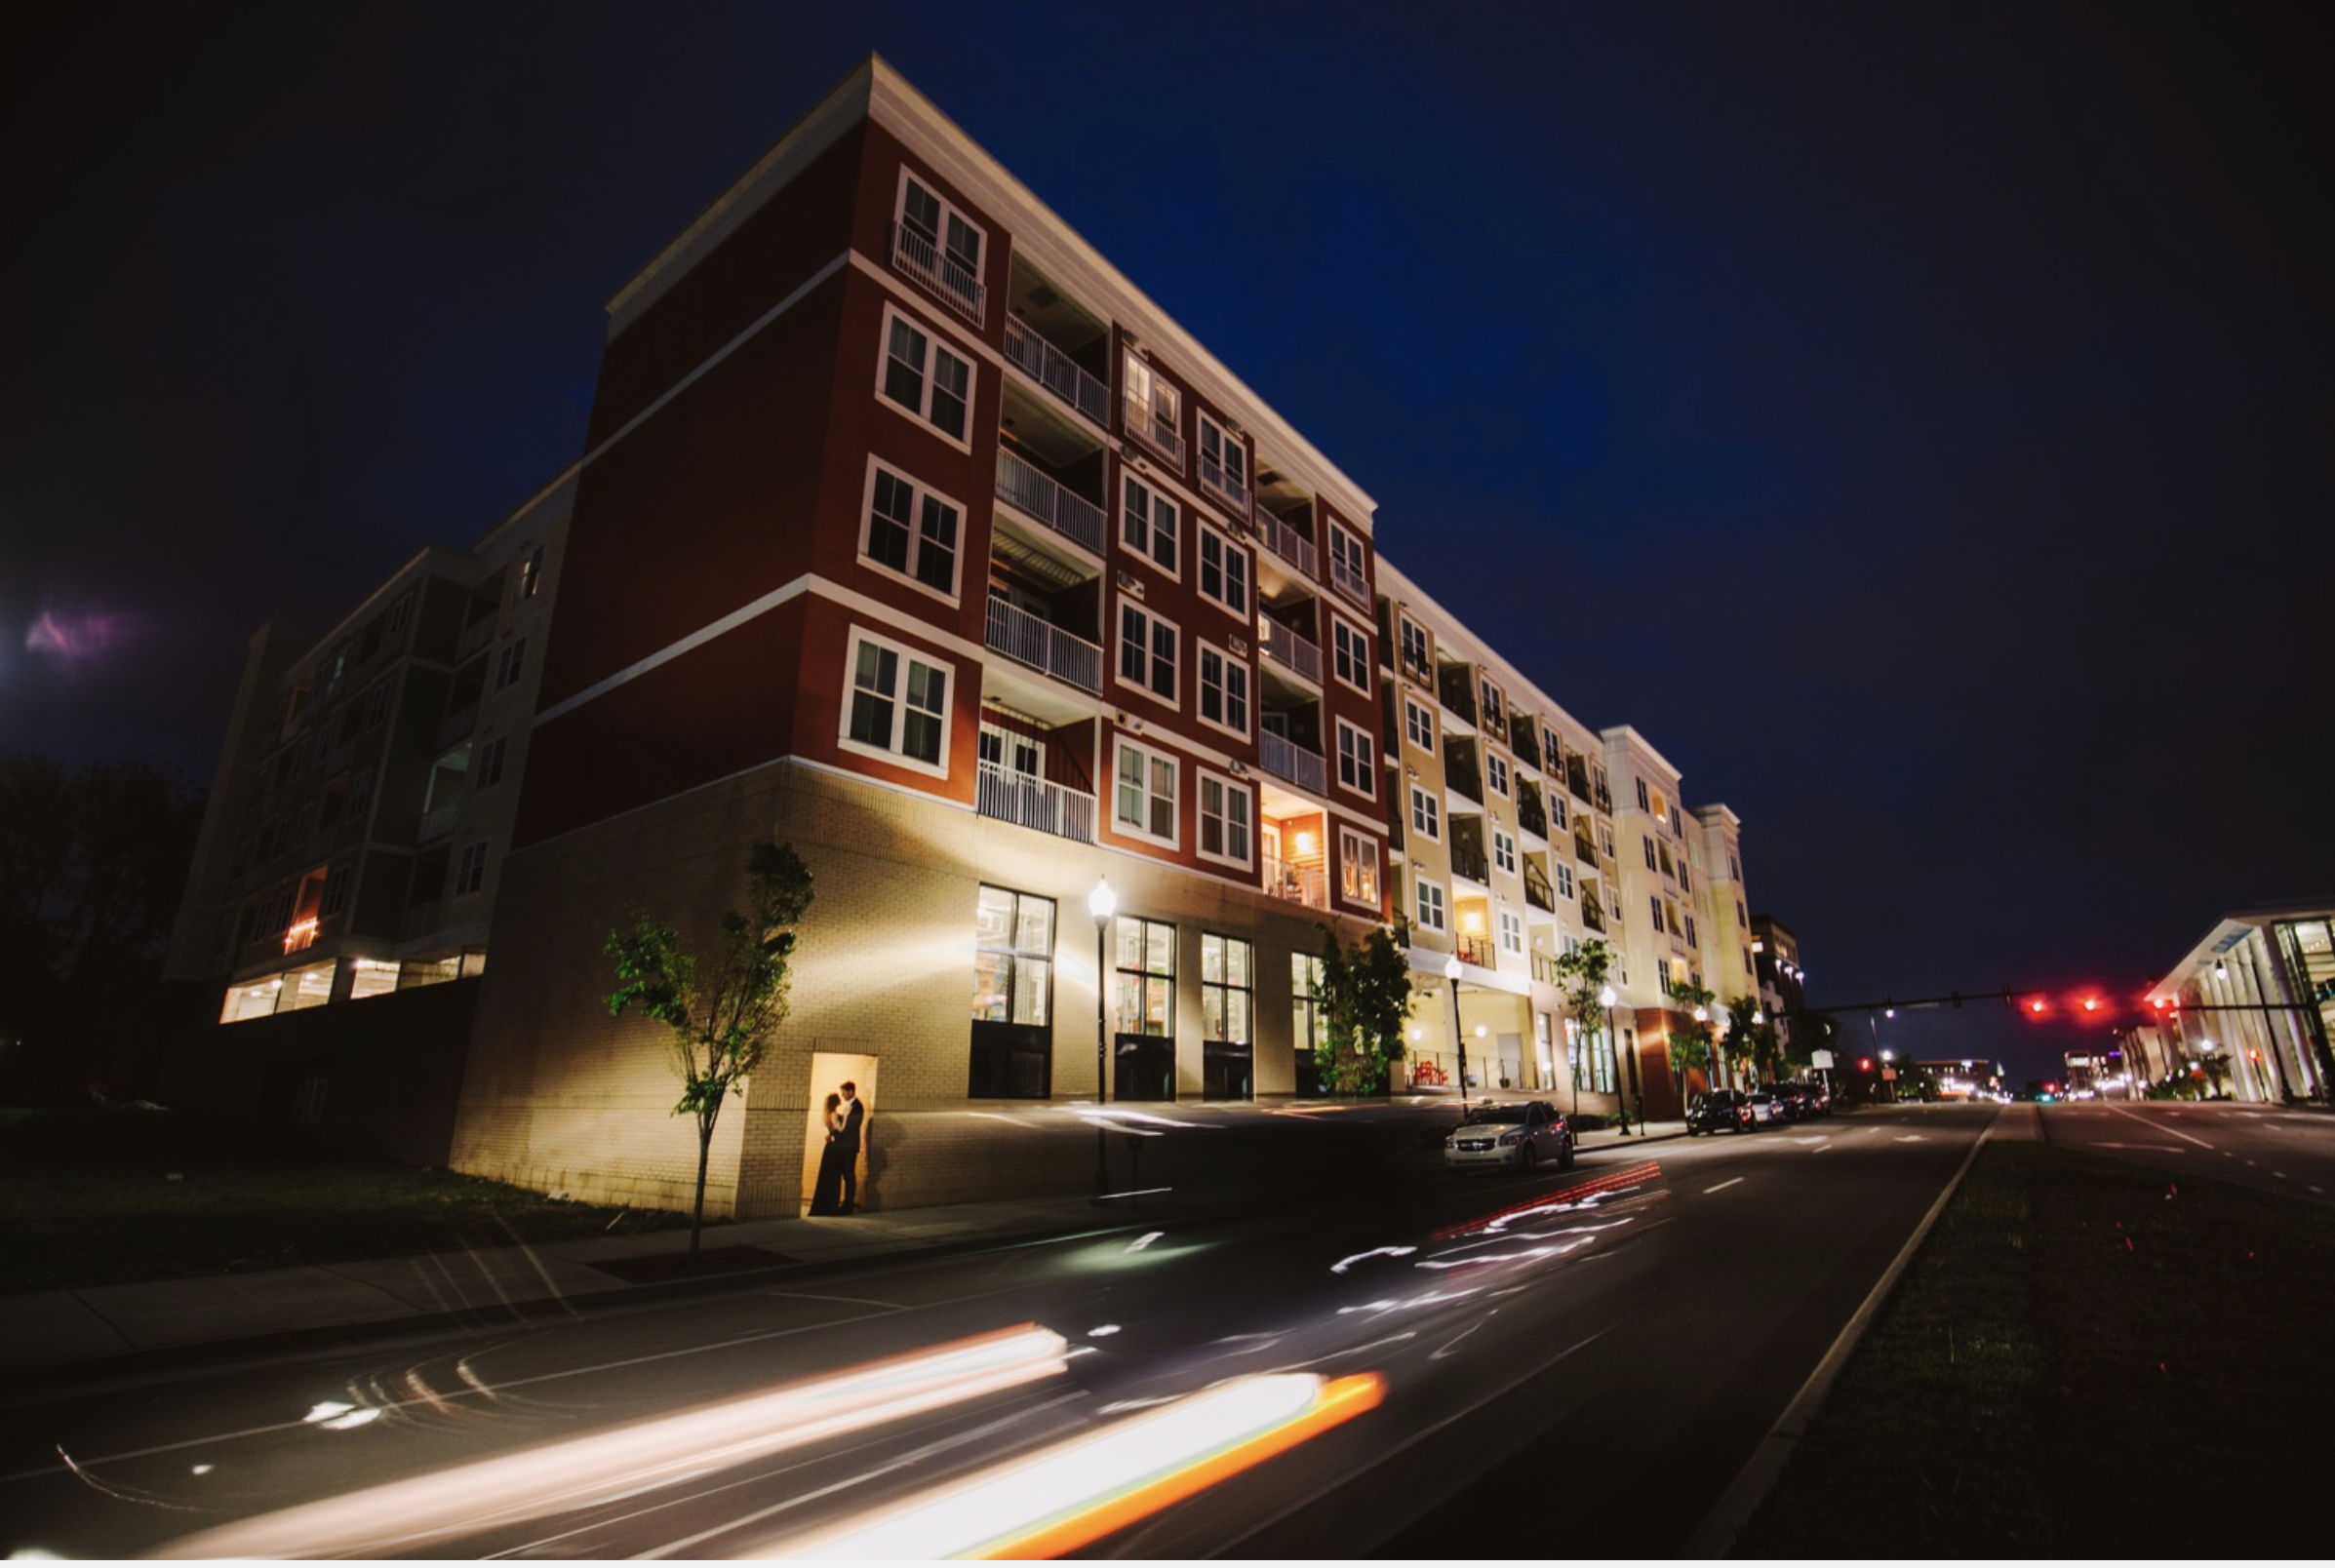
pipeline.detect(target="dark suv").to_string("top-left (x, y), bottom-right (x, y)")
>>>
top-left (1686, 1089), bottom-right (1756, 1134)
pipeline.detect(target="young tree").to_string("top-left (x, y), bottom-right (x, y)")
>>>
top-left (1310, 919), bottom-right (1414, 1095)
top-left (1551, 938), bottom-right (1616, 1107)
top-left (1664, 975), bottom-right (1717, 1101)
top-left (607, 841), bottom-right (813, 1254)
top-left (1723, 994), bottom-right (1775, 1083)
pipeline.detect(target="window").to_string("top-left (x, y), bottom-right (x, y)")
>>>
top-left (971, 885), bottom-right (1053, 1098)
top-left (1643, 836), bottom-right (1658, 870)
top-left (1197, 412), bottom-right (1248, 504)
top-left (1198, 524), bottom-right (1250, 617)
top-left (1123, 352), bottom-right (1183, 463)
top-left (320, 863), bottom-right (349, 919)
top-left (1415, 876), bottom-right (1446, 931)
top-left (1330, 616), bottom-right (1371, 694)
top-left (1197, 645), bottom-right (1248, 736)
top-left (1599, 823), bottom-right (1615, 857)
top-left (1326, 521), bottom-right (1367, 599)
top-left (1737, 899), bottom-right (1748, 925)
top-left (518, 545), bottom-right (545, 601)
top-left (1555, 863), bottom-right (1573, 900)
top-left (1744, 946), bottom-right (1756, 977)
top-left (1121, 474), bottom-right (1180, 574)
top-left (1493, 828), bottom-right (1517, 876)
top-left (1340, 826), bottom-right (1380, 907)
top-left (477, 734), bottom-right (508, 790)
top-left (1649, 897), bottom-right (1666, 935)
top-left (878, 305), bottom-right (972, 444)
top-left (1113, 739), bottom-right (1178, 845)
top-left (1657, 958), bottom-right (1673, 992)
top-left (1198, 771), bottom-right (1253, 865)
top-left (1293, 954), bottom-right (1326, 1088)
top-left (863, 463), bottom-right (963, 599)
top-left (1410, 784), bottom-right (1440, 841)
top-left (386, 592), bottom-right (412, 646)
top-left (1542, 726), bottom-right (1563, 774)
top-left (1499, 910), bottom-right (1524, 958)
top-left (1684, 915), bottom-right (1698, 947)
top-left (1399, 616), bottom-right (1431, 679)
top-left (1117, 603), bottom-right (1179, 703)
top-left (1678, 862), bottom-right (1690, 892)
top-left (1404, 696), bottom-right (1435, 752)
top-left (844, 628), bottom-right (951, 771)
top-left (1550, 792), bottom-right (1567, 832)
top-left (1334, 720), bottom-right (1374, 798)
top-left (364, 681), bottom-right (393, 730)
top-left (1637, 777), bottom-right (1651, 811)
top-left (455, 840), bottom-right (488, 898)
top-left (1202, 934), bottom-right (1255, 1091)
top-left (347, 766), bottom-right (373, 822)
top-left (895, 172), bottom-right (985, 322)
top-left (1112, 915), bottom-right (1177, 1101)
top-left (1479, 677), bottom-right (1505, 731)
top-left (493, 638), bottom-right (526, 692)
top-left (1486, 752), bottom-right (1510, 798)
top-left (1730, 852), bottom-right (1742, 882)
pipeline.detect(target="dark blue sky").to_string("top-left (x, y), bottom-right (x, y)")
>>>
top-left (6, 3), bottom-right (2327, 1078)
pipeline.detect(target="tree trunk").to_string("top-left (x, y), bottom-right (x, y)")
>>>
top-left (691, 1111), bottom-right (713, 1256)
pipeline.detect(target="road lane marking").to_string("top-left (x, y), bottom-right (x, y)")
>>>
top-left (1704, 1178), bottom-right (1744, 1194)
top-left (2105, 1103), bottom-right (2214, 1149)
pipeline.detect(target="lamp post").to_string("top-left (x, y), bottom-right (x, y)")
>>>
top-left (1088, 877), bottom-right (1116, 1200)
top-left (1444, 954), bottom-right (1468, 1112)
top-left (1601, 985), bottom-right (1628, 1137)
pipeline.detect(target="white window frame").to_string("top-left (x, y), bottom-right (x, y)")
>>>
top-left (1123, 352), bottom-right (1184, 466)
top-left (1197, 521), bottom-right (1250, 618)
top-left (1555, 862), bottom-right (1574, 900)
top-left (1479, 675), bottom-right (1504, 732)
top-left (860, 458), bottom-right (966, 604)
top-left (1334, 718), bottom-right (1375, 800)
top-left (1339, 826), bottom-right (1380, 907)
top-left (1414, 875), bottom-right (1446, 932)
top-left (893, 169), bottom-right (986, 325)
top-left (493, 638), bottom-right (526, 692)
top-left (1410, 783), bottom-right (1441, 842)
top-left (454, 840), bottom-right (488, 899)
top-left (1399, 615), bottom-right (1430, 677)
top-left (1327, 520), bottom-right (1366, 596)
top-left (1112, 737), bottom-right (1180, 849)
top-left (875, 302), bottom-right (975, 451)
top-left (1499, 909), bottom-right (1524, 958)
top-left (1329, 613), bottom-right (1372, 696)
top-left (1197, 643), bottom-right (1250, 740)
top-left (1492, 827), bottom-right (1517, 877)
top-left (1196, 768), bottom-right (1254, 869)
top-left (1486, 751), bottom-right (1510, 798)
top-left (1404, 695), bottom-right (1436, 753)
top-left (840, 625), bottom-right (953, 777)
top-left (1120, 473), bottom-right (1182, 578)
top-left (1196, 410), bottom-right (1247, 500)
top-left (1116, 601), bottom-right (1181, 706)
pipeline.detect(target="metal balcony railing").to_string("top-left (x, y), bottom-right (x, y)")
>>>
top-left (1257, 511), bottom-right (1319, 579)
top-left (1452, 846), bottom-right (1490, 884)
top-left (890, 222), bottom-right (984, 324)
top-left (1125, 395), bottom-right (1186, 466)
top-left (1198, 451), bottom-right (1252, 517)
top-left (1003, 317), bottom-right (1109, 428)
top-left (1328, 553), bottom-right (1370, 608)
top-left (975, 763), bottom-right (1095, 844)
top-left (455, 615), bottom-right (496, 662)
top-left (1257, 729), bottom-right (1326, 795)
top-left (995, 449), bottom-right (1106, 557)
top-left (416, 803), bottom-right (461, 844)
top-left (1581, 900), bottom-right (1606, 934)
top-left (1573, 833), bottom-right (1600, 865)
top-left (1456, 935), bottom-right (1495, 968)
top-left (1259, 616), bottom-right (1321, 683)
top-left (984, 598), bottom-right (1101, 693)
top-left (1262, 853), bottom-right (1326, 910)
top-left (436, 704), bottom-right (478, 749)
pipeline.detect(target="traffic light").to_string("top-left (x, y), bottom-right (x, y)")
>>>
top-left (1859, 1057), bottom-right (1873, 1073)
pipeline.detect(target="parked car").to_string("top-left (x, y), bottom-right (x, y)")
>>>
top-left (1766, 1083), bottom-right (1811, 1121)
top-left (1685, 1089), bottom-right (1756, 1134)
top-left (1745, 1090), bottom-right (1790, 1126)
top-left (1445, 1101), bottom-right (1575, 1172)
top-left (1789, 1079), bottom-right (1832, 1117)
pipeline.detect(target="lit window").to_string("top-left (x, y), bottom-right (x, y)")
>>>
top-left (1120, 474), bottom-right (1181, 575)
top-left (1113, 739), bottom-right (1178, 846)
top-left (1326, 521), bottom-right (1367, 601)
top-left (518, 544), bottom-right (545, 600)
top-left (843, 628), bottom-right (951, 772)
top-left (1197, 644), bottom-right (1247, 735)
top-left (1117, 603), bottom-right (1179, 704)
top-left (1198, 524), bottom-right (1250, 616)
top-left (1198, 771), bottom-right (1253, 866)
top-left (1479, 677), bottom-right (1504, 731)
top-left (1123, 353), bottom-right (1184, 465)
top-left (1339, 827), bottom-right (1380, 908)
top-left (1335, 720), bottom-right (1374, 798)
top-left (970, 885), bottom-right (1053, 1099)
top-left (878, 305), bottom-right (973, 444)
top-left (1202, 933), bottom-right (1255, 1054)
top-left (862, 462), bottom-right (963, 599)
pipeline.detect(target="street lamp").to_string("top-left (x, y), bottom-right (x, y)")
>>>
top-left (1088, 877), bottom-right (1116, 1200)
top-left (1600, 985), bottom-right (1628, 1137)
top-left (1444, 954), bottom-right (1468, 1111)
top-left (1694, 1005), bottom-right (1713, 1094)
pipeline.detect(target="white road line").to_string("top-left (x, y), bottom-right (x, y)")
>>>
top-left (2104, 1103), bottom-right (2215, 1150)
top-left (1704, 1178), bottom-right (1745, 1195)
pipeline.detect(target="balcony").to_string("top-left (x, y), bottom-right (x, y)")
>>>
top-left (1258, 729), bottom-right (1326, 795)
top-left (975, 762), bottom-right (1095, 844)
top-left (1437, 664), bottom-right (1479, 726)
top-left (416, 803), bottom-right (460, 844)
top-left (891, 222), bottom-right (984, 324)
top-left (455, 614), bottom-right (496, 663)
top-left (1328, 553), bottom-right (1370, 608)
top-left (1451, 845), bottom-right (1490, 884)
top-left (1256, 510), bottom-right (1318, 580)
top-left (1595, 784), bottom-right (1614, 814)
top-left (1524, 862), bottom-right (1556, 912)
top-left (995, 449), bottom-right (1105, 558)
top-left (1125, 394), bottom-right (1186, 467)
top-left (1198, 450), bottom-right (1251, 517)
top-left (1509, 714), bottom-right (1542, 770)
top-left (1581, 900), bottom-right (1606, 934)
top-left (1455, 934), bottom-right (1495, 968)
top-left (1263, 853), bottom-right (1326, 910)
top-left (1259, 616), bottom-right (1322, 684)
top-left (436, 703), bottom-right (478, 750)
top-left (1573, 832), bottom-right (1599, 866)
top-left (1518, 786), bottom-right (1548, 840)
top-left (1566, 761), bottom-right (1594, 804)
top-left (1004, 317), bottom-right (1109, 429)
top-left (984, 598), bottom-right (1101, 694)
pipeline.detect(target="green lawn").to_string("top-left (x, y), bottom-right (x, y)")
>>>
top-left (0, 1107), bottom-right (690, 1294)
top-left (1734, 1137), bottom-right (2334, 1558)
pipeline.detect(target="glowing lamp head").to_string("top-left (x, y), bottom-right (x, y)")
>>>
top-left (1598, 986), bottom-right (1617, 1008)
top-left (1443, 954), bottom-right (1461, 981)
top-left (1088, 878), bottom-right (1117, 923)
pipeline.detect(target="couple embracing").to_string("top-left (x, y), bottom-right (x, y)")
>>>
top-left (810, 1080), bottom-right (863, 1215)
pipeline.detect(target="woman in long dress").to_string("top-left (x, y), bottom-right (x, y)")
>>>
top-left (809, 1092), bottom-right (848, 1214)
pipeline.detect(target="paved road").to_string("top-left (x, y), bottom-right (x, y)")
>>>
top-left (0, 1100), bottom-right (1995, 1559)
top-left (2035, 1098), bottom-right (2335, 1202)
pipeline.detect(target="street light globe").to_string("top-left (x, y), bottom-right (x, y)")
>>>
top-left (1474, 1025), bottom-right (1487, 1039)
top-left (1693, 1006), bottom-right (1708, 1023)
top-left (1598, 986), bottom-right (1617, 1008)
top-left (1443, 954), bottom-right (1462, 981)
top-left (1088, 877), bottom-right (1116, 924)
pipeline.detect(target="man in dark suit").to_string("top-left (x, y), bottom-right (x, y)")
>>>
top-left (836, 1080), bottom-right (865, 1213)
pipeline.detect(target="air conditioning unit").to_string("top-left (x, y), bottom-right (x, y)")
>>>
top-left (1227, 635), bottom-right (1247, 655)
top-left (1115, 570), bottom-right (1144, 598)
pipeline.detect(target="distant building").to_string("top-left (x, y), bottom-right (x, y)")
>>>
top-left (2134, 904), bottom-right (2335, 1102)
top-left (1749, 913), bottom-right (1802, 1047)
top-left (165, 58), bottom-right (1761, 1213)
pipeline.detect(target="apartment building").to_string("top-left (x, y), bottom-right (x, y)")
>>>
top-left (1749, 913), bottom-right (1803, 1050)
top-left (167, 57), bottom-right (1761, 1213)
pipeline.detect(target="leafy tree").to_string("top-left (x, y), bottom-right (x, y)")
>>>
top-left (1310, 919), bottom-right (1414, 1095)
top-left (1664, 975), bottom-right (1716, 1099)
top-left (2198, 1051), bottom-right (2233, 1099)
top-left (607, 841), bottom-right (812, 1253)
top-left (1551, 938), bottom-right (1617, 1102)
top-left (1722, 994), bottom-right (1767, 1084)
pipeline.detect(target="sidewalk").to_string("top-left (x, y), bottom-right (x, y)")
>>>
top-left (0, 1116), bottom-right (1686, 1388)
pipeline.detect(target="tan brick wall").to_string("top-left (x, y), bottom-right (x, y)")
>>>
top-left (452, 758), bottom-right (1368, 1214)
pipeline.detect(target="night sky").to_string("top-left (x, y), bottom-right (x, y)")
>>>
top-left (7, 3), bottom-right (2328, 1080)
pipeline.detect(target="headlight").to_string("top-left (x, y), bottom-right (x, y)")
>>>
top-left (1498, 1131), bottom-right (1521, 1146)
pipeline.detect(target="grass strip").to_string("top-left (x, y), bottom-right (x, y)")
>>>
top-left (1733, 1138), bottom-right (2335, 1557)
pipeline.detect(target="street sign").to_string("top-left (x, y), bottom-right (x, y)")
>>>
top-left (1880, 1067), bottom-right (1897, 1081)
top-left (1810, 1049), bottom-right (1834, 1070)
